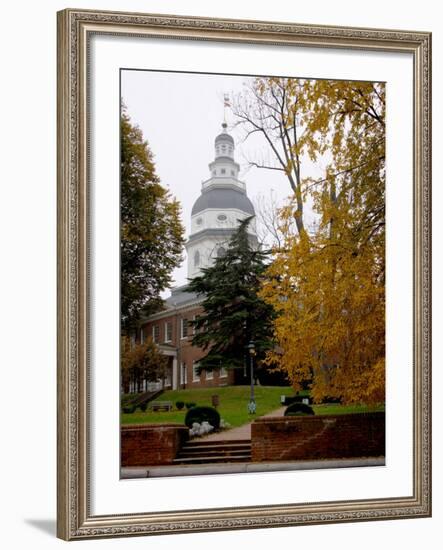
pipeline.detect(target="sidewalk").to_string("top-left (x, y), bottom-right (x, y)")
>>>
top-left (200, 406), bottom-right (286, 441)
top-left (122, 457), bottom-right (385, 479)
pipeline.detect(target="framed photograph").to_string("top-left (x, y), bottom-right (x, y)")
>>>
top-left (57, 8), bottom-right (431, 540)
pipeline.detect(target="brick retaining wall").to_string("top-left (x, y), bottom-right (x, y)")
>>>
top-left (121, 424), bottom-right (189, 466)
top-left (251, 413), bottom-right (385, 462)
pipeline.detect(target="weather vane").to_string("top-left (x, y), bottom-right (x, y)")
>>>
top-left (223, 93), bottom-right (230, 124)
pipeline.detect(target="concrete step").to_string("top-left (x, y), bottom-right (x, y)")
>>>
top-left (173, 454), bottom-right (252, 465)
top-left (178, 449), bottom-right (250, 458)
top-left (184, 439), bottom-right (251, 447)
top-left (180, 443), bottom-right (251, 452)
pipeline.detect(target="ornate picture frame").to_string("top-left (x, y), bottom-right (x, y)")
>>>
top-left (57, 8), bottom-right (431, 540)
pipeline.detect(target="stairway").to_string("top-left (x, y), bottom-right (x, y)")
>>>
top-left (174, 439), bottom-right (251, 465)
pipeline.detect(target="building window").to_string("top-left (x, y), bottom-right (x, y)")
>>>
top-left (217, 246), bottom-right (226, 258)
top-left (221, 168), bottom-right (226, 174)
top-left (181, 362), bottom-right (187, 385)
top-left (231, 169), bottom-right (235, 176)
top-left (140, 329), bottom-right (145, 345)
top-left (165, 321), bottom-right (172, 343)
top-left (196, 217), bottom-right (203, 226)
top-left (152, 325), bottom-right (160, 343)
top-left (220, 367), bottom-right (228, 378)
top-left (194, 250), bottom-right (200, 266)
top-left (205, 369), bottom-right (214, 380)
top-left (217, 214), bottom-right (227, 221)
top-left (193, 362), bottom-right (200, 382)
top-left (181, 318), bottom-right (188, 339)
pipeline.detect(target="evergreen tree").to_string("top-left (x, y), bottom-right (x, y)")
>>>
top-left (187, 218), bottom-right (275, 375)
top-left (121, 106), bottom-right (185, 332)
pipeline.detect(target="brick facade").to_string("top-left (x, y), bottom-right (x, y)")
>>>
top-left (121, 424), bottom-right (189, 466)
top-left (251, 413), bottom-right (385, 462)
top-left (140, 303), bottom-right (237, 390)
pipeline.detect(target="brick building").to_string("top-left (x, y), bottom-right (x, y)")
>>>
top-left (137, 122), bottom-right (257, 391)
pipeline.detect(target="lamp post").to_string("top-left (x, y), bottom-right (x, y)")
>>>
top-left (247, 341), bottom-right (256, 414)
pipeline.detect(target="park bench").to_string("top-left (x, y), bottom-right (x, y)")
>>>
top-left (149, 400), bottom-right (173, 412)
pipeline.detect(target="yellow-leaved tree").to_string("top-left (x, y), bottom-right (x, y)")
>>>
top-left (242, 78), bottom-right (386, 405)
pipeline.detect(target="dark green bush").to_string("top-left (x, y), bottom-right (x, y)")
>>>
top-left (284, 403), bottom-right (315, 416)
top-left (184, 406), bottom-right (220, 429)
top-left (139, 402), bottom-right (148, 412)
top-left (176, 401), bottom-right (185, 410)
top-left (284, 396), bottom-right (312, 406)
top-left (321, 396), bottom-right (342, 404)
top-left (185, 402), bottom-right (197, 410)
top-left (122, 405), bottom-right (136, 414)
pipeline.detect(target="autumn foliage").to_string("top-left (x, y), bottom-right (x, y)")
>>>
top-left (242, 78), bottom-right (386, 405)
top-left (121, 336), bottom-right (170, 394)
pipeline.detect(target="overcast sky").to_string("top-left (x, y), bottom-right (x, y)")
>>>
top-left (121, 69), bottom-right (321, 291)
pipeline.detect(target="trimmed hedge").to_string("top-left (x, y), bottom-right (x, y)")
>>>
top-left (184, 406), bottom-right (221, 429)
top-left (284, 403), bottom-right (315, 416)
top-left (283, 395), bottom-right (313, 406)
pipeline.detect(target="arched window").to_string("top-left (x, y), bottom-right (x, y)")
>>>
top-left (217, 247), bottom-right (226, 258)
top-left (194, 250), bottom-right (200, 266)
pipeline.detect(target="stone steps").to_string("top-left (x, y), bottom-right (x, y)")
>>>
top-left (182, 438), bottom-right (251, 446)
top-left (174, 439), bottom-right (252, 464)
top-left (173, 454), bottom-right (252, 464)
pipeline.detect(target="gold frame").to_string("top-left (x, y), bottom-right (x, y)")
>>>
top-left (57, 8), bottom-right (431, 540)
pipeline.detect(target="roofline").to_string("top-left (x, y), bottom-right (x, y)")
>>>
top-left (140, 296), bottom-right (204, 324)
top-left (209, 157), bottom-right (239, 167)
top-left (201, 182), bottom-right (246, 194)
top-left (191, 207), bottom-right (251, 217)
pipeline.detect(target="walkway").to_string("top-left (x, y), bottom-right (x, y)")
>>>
top-left (122, 457), bottom-right (386, 479)
top-left (201, 406), bottom-right (286, 441)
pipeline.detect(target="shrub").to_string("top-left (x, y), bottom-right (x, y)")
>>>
top-left (185, 406), bottom-right (221, 430)
top-left (122, 405), bottom-right (136, 414)
top-left (176, 401), bottom-right (185, 410)
top-left (139, 402), bottom-right (148, 412)
top-left (185, 402), bottom-right (197, 410)
top-left (284, 403), bottom-right (315, 416)
top-left (321, 396), bottom-right (342, 404)
top-left (283, 395), bottom-right (313, 406)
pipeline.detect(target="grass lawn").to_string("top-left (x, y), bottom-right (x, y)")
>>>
top-left (121, 385), bottom-right (294, 428)
top-left (121, 385), bottom-right (385, 428)
top-left (312, 403), bottom-right (385, 415)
